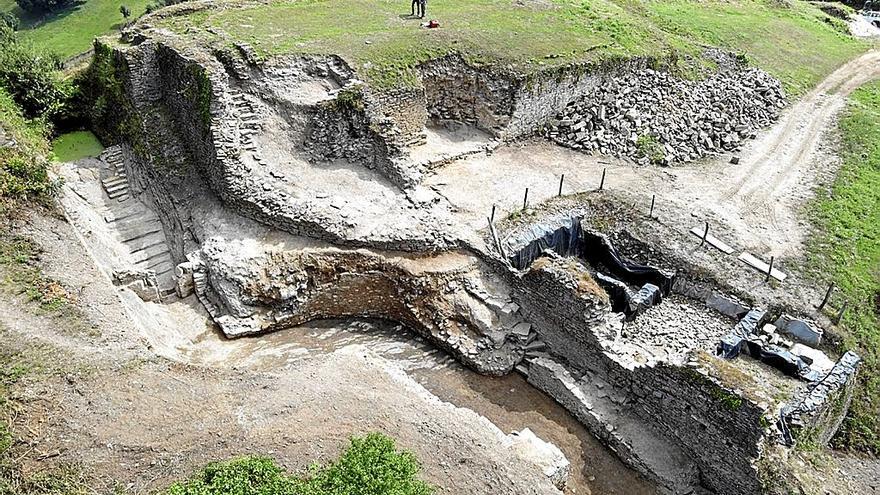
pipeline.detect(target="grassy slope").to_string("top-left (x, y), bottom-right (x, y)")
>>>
top-left (0, 0), bottom-right (154, 59)
top-left (809, 82), bottom-right (880, 454)
top-left (155, 0), bottom-right (864, 93)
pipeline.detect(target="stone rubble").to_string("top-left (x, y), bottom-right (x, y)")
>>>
top-left (543, 65), bottom-right (785, 165)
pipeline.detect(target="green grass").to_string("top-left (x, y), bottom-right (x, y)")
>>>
top-left (167, 433), bottom-right (433, 495)
top-left (0, 0), bottom-right (154, 59)
top-left (155, 0), bottom-right (864, 92)
top-left (808, 82), bottom-right (880, 454)
top-left (0, 87), bottom-right (55, 210)
top-left (51, 130), bottom-right (103, 162)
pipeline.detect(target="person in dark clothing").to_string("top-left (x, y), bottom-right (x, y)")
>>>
top-left (411, 0), bottom-right (419, 16)
top-left (418, 0), bottom-right (426, 18)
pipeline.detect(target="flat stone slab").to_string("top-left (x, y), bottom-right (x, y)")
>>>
top-left (689, 226), bottom-right (735, 254)
top-left (738, 252), bottom-right (787, 281)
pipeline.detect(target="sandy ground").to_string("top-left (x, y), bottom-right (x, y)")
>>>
top-left (1, 211), bottom-right (655, 495)
top-left (429, 50), bottom-right (880, 259)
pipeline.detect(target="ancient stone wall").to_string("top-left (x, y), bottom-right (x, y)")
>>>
top-left (419, 54), bottom-right (518, 136)
top-left (513, 255), bottom-right (766, 495)
top-left (366, 87), bottom-right (428, 147)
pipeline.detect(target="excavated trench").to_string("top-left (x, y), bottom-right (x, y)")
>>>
top-left (68, 31), bottom-right (865, 495)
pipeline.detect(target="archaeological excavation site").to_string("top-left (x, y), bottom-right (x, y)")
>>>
top-left (3, 0), bottom-right (880, 494)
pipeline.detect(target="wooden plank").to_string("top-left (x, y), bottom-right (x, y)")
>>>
top-left (738, 252), bottom-right (787, 282)
top-left (689, 227), bottom-right (735, 254)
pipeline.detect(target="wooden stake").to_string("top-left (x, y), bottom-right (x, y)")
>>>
top-left (835, 300), bottom-right (849, 325)
top-left (558, 174), bottom-right (565, 197)
top-left (700, 221), bottom-right (709, 247)
top-left (599, 168), bottom-right (606, 191)
top-left (523, 188), bottom-right (529, 210)
top-left (817, 283), bottom-right (835, 311)
top-left (766, 256), bottom-right (775, 282)
top-left (649, 194), bottom-right (655, 218)
top-left (490, 204), bottom-right (496, 224)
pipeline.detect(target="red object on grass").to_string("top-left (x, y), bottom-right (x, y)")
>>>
top-left (428, 19), bottom-right (439, 28)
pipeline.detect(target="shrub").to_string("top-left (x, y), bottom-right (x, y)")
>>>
top-left (636, 134), bottom-right (666, 165)
top-left (14, 0), bottom-right (77, 15)
top-left (0, 13), bottom-right (19, 32)
top-left (166, 433), bottom-right (434, 495)
top-left (119, 5), bottom-right (130, 18)
top-left (0, 25), bottom-right (71, 121)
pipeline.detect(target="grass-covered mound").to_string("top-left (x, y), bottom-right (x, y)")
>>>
top-left (0, 0), bottom-right (154, 59)
top-left (809, 82), bottom-right (880, 455)
top-left (155, 0), bottom-right (863, 94)
top-left (167, 433), bottom-right (434, 495)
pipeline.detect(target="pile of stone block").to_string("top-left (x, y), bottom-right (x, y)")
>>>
top-left (543, 65), bottom-right (785, 165)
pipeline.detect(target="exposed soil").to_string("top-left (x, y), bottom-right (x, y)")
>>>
top-left (1, 211), bottom-right (656, 495)
top-left (430, 50), bottom-right (880, 259)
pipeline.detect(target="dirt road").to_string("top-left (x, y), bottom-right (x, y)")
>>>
top-left (431, 49), bottom-right (880, 258)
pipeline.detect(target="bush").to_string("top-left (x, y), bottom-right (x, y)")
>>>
top-left (166, 433), bottom-right (434, 495)
top-left (0, 25), bottom-right (71, 121)
top-left (0, 88), bottom-right (56, 210)
top-left (0, 13), bottom-right (19, 32)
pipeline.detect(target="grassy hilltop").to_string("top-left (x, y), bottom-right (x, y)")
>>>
top-left (155, 0), bottom-right (864, 94)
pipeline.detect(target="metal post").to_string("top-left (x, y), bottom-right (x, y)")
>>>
top-left (599, 168), bottom-right (606, 191)
top-left (817, 283), bottom-right (835, 311)
top-left (835, 300), bottom-right (849, 325)
top-left (700, 221), bottom-right (709, 247)
top-left (523, 188), bottom-right (529, 211)
top-left (558, 174), bottom-right (565, 197)
top-left (766, 256), bottom-right (774, 282)
top-left (490, 204), bottom-right (496, 224)
top-left (649, 194), bottom-right (655, 218)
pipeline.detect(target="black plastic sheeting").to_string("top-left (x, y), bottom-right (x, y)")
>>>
top-left (508, 217), bottom-right (583, 270)
top-left (580, 231), bottom-right (674, 294)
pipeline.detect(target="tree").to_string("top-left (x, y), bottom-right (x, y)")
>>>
top-left (14, 0), bottom-right (75, 15)
top-left (119, 4), bottom-right (130, 18)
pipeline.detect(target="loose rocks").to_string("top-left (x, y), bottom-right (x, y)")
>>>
top-left (543, 65), bottom-right (785, 165)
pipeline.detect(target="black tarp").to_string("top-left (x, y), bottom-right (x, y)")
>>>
top-left (580, 231), bottom-right (674, 294)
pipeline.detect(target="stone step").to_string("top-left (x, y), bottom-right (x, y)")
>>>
top-left (524, 357), bottom-right (701, 494)
top-left (107, 188), bottom-right (130, 200)
top-left (116, 194), bottom-right (130, 203)
top-left (117, 223), bottom-right (162, 244)
top-left (104, 180), bottom-right (129, 194)
top-left (102, 177), bottom-right (128, 189)
top-left (128, 234), bottom-right (167, 254)
top-left (132, 242), bottom-right (171, 265)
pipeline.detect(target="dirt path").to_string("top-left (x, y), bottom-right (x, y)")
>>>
top-left (431, 50), bottom-right (880, 259)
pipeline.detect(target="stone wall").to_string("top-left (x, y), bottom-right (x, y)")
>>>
top-left (782, 351), bottom-right (862, 446)
top-left (366, 87), bottom-right (428, 147)
top-left (419, 54), bottom-right (518, 136)
top-left (512, 253), bottom-right (766, 494)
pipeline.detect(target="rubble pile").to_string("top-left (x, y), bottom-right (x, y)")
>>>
top-left (543, 67), bottom-right (785, 165)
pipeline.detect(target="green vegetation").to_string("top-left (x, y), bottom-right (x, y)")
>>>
top-left (808, 82), bottom-right (880, 454)
top-left (0, 0), bottom-right (154, 59)
top-left (167, 433), bottom-right (433, 495)
top-left (0, 25), bottom-right (70, 119)
top-left (51, 130), bottom-right (103, 162)
top-left (0, 87), bottom-right (56, 212)
top-left (636, 134), bottom-right (665, 165)
top-left (0, 334), bottom-right (92, 495)
top-left (156, 0), bottom-right (863, 92)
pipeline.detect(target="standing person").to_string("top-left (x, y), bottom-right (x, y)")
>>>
top-left (411, 0), bottom-right (419, 16)
top-left (418, 0), bottom-right (427, 18)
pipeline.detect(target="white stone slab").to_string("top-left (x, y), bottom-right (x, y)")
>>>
top-left (689, 226), bottom-right (735, 254)
top-left (738, 252), bottom-right (787, 281)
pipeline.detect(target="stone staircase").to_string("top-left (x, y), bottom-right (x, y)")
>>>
top-left (99, 146), bottom-right (177, 295)
top-left (100, 147), bottom-right (130, 201)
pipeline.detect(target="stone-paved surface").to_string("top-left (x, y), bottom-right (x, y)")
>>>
top-left (624, 295), bottom-right (736, 363)
top-left (544, 61), bottom-right (785, 165)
